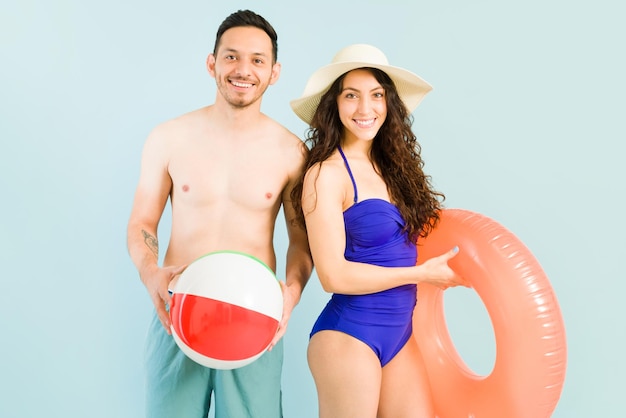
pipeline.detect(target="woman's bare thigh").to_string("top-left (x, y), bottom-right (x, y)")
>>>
top-left (308, 330), bottom-right (383, 418)
top-left (378, 336), bottom-right (435, 418)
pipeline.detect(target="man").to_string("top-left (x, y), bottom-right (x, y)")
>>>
top-left (127, 10), bottom-right (313, 418)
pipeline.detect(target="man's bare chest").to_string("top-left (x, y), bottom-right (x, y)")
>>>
top-left (168, 147), bottom-right (287, 211)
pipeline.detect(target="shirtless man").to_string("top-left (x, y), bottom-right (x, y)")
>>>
top-left (126, 10), bottom-right (313, 418)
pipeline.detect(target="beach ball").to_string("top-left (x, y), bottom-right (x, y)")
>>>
top-left (169, 251), bottom-right (283, 369)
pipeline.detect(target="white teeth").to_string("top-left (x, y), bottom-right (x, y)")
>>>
top-left (354, 119), bottom-right (375, 127)
top-left (231, 80), bottom-right (253, 88)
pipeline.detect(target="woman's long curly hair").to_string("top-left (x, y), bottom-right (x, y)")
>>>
top-left (291, 67), bottom-right (444, 241)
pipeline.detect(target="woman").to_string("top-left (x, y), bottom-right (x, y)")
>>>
top-left (290, 44), bottom-right (467, 418)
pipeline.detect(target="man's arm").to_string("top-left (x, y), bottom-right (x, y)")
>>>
top-left (283, 196), bottom-right (314, 302)
top-left (127, 127), bottom-right (184, 332)
top-left (268, 144), bottom-right (314, 348)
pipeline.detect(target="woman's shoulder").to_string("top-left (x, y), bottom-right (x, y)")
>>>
top-left (304, 154), bottom-right (348, 198)
top-left (307, 152), bottom-right (344, 176)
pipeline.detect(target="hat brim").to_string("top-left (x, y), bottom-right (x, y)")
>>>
top-left (290, 61), bottom-right (432, 125)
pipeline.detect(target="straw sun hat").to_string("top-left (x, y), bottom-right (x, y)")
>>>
top-left (290, 44), bottom-right (433, 125)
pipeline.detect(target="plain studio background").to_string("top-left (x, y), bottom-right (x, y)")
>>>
top-left (1, 0), bottom-right (624, 417)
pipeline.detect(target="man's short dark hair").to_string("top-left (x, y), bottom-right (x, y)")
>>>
top-left (213, 9), bottom-right (278, 63)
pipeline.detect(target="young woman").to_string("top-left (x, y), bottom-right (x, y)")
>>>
top-left (290, 44), bottom-right (467, 418)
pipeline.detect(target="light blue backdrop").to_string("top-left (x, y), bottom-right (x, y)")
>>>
top-left (1, 0), bottom-right (624, 417)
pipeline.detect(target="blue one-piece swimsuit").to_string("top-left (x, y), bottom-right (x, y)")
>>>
top-left (310, 146), bottom-right (418, 367)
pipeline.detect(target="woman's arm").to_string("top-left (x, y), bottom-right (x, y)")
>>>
top-left (303, 162), bottom-right (464, 294)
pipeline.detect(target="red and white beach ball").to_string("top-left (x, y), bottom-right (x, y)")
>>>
top-left (169, 251), bottom-right (283, 369)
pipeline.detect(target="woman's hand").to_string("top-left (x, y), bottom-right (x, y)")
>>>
top-left (418, 246), bottom-right (469, 290)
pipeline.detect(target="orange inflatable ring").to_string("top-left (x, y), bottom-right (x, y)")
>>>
top-left (413, 209), bottom-right (567, 418)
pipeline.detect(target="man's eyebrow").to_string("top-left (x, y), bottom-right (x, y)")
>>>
top-left (220, 48), bottom-right (269, 58)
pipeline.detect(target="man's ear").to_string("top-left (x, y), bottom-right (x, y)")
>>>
top-left (206, 54), bottom-right (216, 77)
top-left (269, 62), bottom-right (281, 85)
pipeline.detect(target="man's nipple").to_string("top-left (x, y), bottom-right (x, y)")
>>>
top-left (182, 185), bottom-right (190, 192)
top-left (265, 192), bottom-right (272, 199)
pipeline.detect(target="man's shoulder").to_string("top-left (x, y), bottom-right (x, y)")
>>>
top-left (163, 106), bottom-right (208, 128)
top-left (147, 107), bottom-right (208, 140)
top-left (260, 114), bottom-right (305, 150)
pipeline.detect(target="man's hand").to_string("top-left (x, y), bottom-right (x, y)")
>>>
top-left (267, 280), bottom-right (300, 350)
top-left (141, 264), bottom-right (187, 333)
